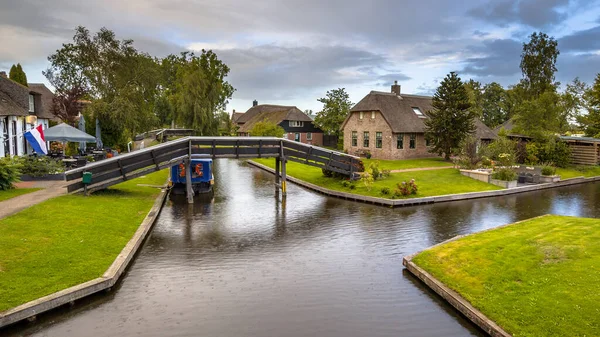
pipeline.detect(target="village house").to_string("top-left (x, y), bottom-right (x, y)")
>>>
top-left (341, 81), bottom-right (497, 160)
top-left (0, 72), bottom-right (55, 157)
top-left (236, 101), bottom-right (324, 146)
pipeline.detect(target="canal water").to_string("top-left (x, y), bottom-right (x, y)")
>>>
top-left (9, 159), bottom-right (600, 337)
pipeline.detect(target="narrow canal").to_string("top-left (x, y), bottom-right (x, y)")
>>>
top-left (12, 159), bottom-right (600, 337)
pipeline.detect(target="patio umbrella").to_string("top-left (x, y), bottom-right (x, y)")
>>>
top-left (95, 118), bottom-right (103, 149)
top-left (78, 115), bottom-right (86, 152)
top-left (44, 123), bottom-right (96, 142)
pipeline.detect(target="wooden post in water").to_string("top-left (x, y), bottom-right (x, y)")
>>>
top-left (275, 156), bottom-right (280, 196)
top-left (279, 140), bottom-right (287, 197)
top-left (186, 139), bottom-right (194, 203)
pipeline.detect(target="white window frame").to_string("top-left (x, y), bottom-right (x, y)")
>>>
top-left (28, 94), bottom-right (35, 113)
top-left (306, 132), bottom-right (312, 140)
top-left (359, 112), bottom-right (364, 120)
top-left (412, 107), bottom-right (425, 118)
top-left (290, 121), bottom-right (304, 127)
top-left (371, 111), bottom-right (376, 119)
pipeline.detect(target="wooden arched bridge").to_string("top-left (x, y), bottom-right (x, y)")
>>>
top-left (65, 137), bottom-right (361, 201)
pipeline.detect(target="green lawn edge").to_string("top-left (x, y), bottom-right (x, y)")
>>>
top-left (251, 158), bottom-right (500, 199)
top-left (0, 170), bottom-right (168, 312)
top-left (0, 188), bottom-right (42, 202)
top-left (412, 215), bottom-right (600, 337)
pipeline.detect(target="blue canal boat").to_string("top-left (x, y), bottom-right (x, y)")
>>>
top-left (169, 157), bottom-right (214, 195)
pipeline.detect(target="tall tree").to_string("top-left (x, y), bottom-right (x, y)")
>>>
top-left (313, 88), bottom-right (353, 137)
top-left (464, 79), bottom-right (483, 118)
top-left (513, 91), bottom-right (562, 140)
top-left (425, 72), bottom-right (475, 160)
top-left (44, 26), bottom-right (162, 146)
top-left (170, 51), bottom-right (235, 135)
top-left (520, 32), bottom-right (559, 98)
top-left (559, 78), bottom-right (588, 132)
top-left (9, 63), bottom-right (28, 86)
top-left (481, 82), bottom-right (508, 128)
top-left (578, 74), bottom-right (600, 137)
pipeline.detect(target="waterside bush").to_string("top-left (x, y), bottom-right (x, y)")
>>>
top-left (0, 158), bottom-right (21, 190)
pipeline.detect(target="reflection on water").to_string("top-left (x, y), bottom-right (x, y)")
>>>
top-left (8, 159), bottom-right (600, 337)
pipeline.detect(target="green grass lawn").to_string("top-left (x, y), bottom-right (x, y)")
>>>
top-left (556, 166), bottom-right (600, 179)
top-left (0, 188), bottom-right (41, 202)
top-left (362, 157), bottom-right (452, 171)
top-left (412, 215), bottom-right (600, 337)
top-left (252, 158), bottom-right (499, 199)
top-left (0, 170), bottom-right (168, 312)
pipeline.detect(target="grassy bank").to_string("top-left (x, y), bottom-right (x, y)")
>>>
top-left (0, 188), bottom-right (41, 202)
top-left (412, 215), bottom-right (600, 337)
top-left (556, 166), bottom-right (600, 179)
top-left (251, 158), bottom-right (500, 199)
top-left (0, 170), bottom-right (167, 312)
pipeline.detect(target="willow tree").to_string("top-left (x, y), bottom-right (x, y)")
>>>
top-left (169, 51), bottom-right (235, 135)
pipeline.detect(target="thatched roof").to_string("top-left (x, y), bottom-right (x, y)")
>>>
top-left (0, 76), bottom-right (29, 116)
top-left (231, 112), bottom-right (244, 124)
top-left (28, 83), bottom-right (57, 120)
top-left (342, 90), bottom-right (496, 140)
top-left (238, 104), bottom-right (312, 133)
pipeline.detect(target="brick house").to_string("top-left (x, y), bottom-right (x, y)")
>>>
top-left (341, 82), bottom-right (497, 160)
top-left (237, 101), bottom-right (324, 146)
top-left (0, 73), bottom-right (55, 156)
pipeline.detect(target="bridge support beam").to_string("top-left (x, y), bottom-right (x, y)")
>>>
top-left (185, 158), bottom-right (194, 203)
top-left (275, 156), bottom-right (280, 196)
top-left (281, 156), bottom-right (287, 197)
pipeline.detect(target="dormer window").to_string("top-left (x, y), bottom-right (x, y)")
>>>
top-left (28, 94), bottom-right (34, 113)
top-left (371, 111), bottom-right (376, 119)
top-left (412, 107), bottom-right (425, 118)
top-left (290, 121), bottom-right (304, 127)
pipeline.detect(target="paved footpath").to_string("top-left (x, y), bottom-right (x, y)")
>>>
top-left (0, 180), bottom-right (67, 219)
top-left (389, 166), bottom-right (454, 173)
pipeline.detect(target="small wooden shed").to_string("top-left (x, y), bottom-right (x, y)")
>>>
top-left (560, 136), bottom-right (600, 166)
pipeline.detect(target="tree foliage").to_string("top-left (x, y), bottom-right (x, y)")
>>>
top-left (9, 64), bottom-right (28, 87)
top-left (578, 74), bottom-right (600, 137)
top-left (481, 82), bottom-right (508, 128)
top-left (44, 26), bottom-right (235, 147)
top-left (464, 79), bottom-right (483, 118)
top-left (168, 51), bottom-right (235, 135)
top-left (425, 72), bottom-right (476, 160)
top-left (520, 32), bottom-right (559, 98)
top-left (314, 88), bottom-right (353, 136)
top-left (50, 85), bottom-right (87, 125)
top-left (513, 91), bottom-right (563, 140)
top-left (249, 121), bottom-right (285, 137)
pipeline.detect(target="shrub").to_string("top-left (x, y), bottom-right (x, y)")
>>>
top-left (365, 151), bottom-right (372, 159)
top-left (480, 136), bottom-right (517, 161)
top-left (381, 169), bottom-right (391, 178)
top-left (525, 143), bottom-right (540, 164)
top-left (492, 168), bottom-right (517, 181)
top-left (349, 184), bottom-right (356, 190)
top-left (368, 161), bottom-right (381, 180)
top-left (460, 136), bottom-right (481, 169)
top-left (480, 156), bottom-right (492, 168)
top-left (0, 158), bottom-right (21, 190)
top-left (381, 187), bottom-right (391, 195)
top-left (322, 168), bottom-right (334, 177)
top-left (341, 180), bottom-right (350, 187)
top-left (361, 172), bottom-right (374, 191)
top-left (19, 156), bottom-right (65, 177)
top-left (497, 153), bottom-right (515, 167)
top-left (540, 163), bottom-right (556, 176)
top-left (396, 179), bottom-right (418, 196)
top-left (541, 138), bottom-right (571, 168)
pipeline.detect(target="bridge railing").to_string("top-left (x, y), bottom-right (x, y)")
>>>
top-left (64, 137), bottom-right (361, 193)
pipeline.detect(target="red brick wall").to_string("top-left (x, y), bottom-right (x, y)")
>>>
top-left (342, 111), bottom-right (438, 160)
top-left (286, 132), bottom-right (323, 146)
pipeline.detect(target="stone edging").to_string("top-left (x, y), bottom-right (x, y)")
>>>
top-left (0, 185), bottom-right (169, 328)
top-left (401, 215), bottom-right (551, 337)
top-left (247, 160), bottom-right (600, 207)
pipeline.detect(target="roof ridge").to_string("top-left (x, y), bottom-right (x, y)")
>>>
top-left (400, 93), bottom-right (433, 99)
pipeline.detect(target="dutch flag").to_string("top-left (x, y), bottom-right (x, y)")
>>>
top-left (24, 124), bottom-right (48, 155)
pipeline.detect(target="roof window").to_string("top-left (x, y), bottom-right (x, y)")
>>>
top-left (412, 107), bottom-right (425, 118)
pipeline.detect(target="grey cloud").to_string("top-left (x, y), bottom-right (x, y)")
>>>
top-left (557, 53), bottom-right (600, 85)
top-left (462, 39), bottom-right (522, 77)
top-left (211, 45), bottom-right (394, 101)
top-left (468, 0), bottom-right (569, 28)
top-left (559, 26), bottom-right (600, 52)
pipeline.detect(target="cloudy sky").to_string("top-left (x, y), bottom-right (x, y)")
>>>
top-left (1, 0), bottom-right (600, 113)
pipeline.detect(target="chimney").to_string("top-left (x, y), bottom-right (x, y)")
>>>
top-left (0, 71), bottom-right (6, 78)
top-left (233, 109), bottom-right (236, 113)
top-left (391, 81), bottom-right (401, 95)
top-left (253, 99), bottom-right (258, 107)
